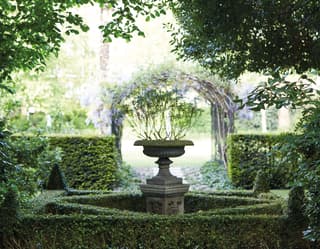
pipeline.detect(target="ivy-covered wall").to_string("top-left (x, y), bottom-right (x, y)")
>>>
top-left (227, 134), bottom-right (298, 189)
top-left (48, 136), bottom-right (119, 190)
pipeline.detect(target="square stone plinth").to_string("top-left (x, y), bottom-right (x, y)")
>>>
top-left (146, 196), bottom-right (185, 215)
top-left (140, 183), bottom-right (189, 215)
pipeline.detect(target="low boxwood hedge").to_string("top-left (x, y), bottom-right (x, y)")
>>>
top-left (16, 214), bottom-right (286, 249)
top-left (45, 192), bottom-right (277, 216)
top-left (2, 190), bottom-right (311, 249)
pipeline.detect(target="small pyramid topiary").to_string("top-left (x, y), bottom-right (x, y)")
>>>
top-left (253, 170), bottom-right (270, 195)
top-left (46, 163), bottom-right (67, 190)
top-left (287, 186), bottom-right (307, 226)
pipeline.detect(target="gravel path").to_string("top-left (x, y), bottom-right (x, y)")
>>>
top-left (132, 166), bottom-right (212, 191)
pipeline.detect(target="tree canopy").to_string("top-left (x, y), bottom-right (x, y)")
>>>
top-left (171, 0), bottom-right (320, 79)
top-left (2, 0), bottom-right (320, 88)
top-left (0, 0), bottom-right (167, 90)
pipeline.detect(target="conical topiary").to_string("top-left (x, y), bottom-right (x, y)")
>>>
top-left (287, 186), bottom-right (307, 226)
top-left (46, 163), bottom-right (67, 190)
top-left (253, 170), bottom-right (270, 195)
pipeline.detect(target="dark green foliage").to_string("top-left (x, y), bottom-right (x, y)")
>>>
top-left (0, 188), bottom-right (19, 235)
top-left (296, 104), bottom-right (320, 241)
top-left (3, 189), bottom-right (311, 248)
top-left (305, 177), bottom-right (320, 242)
top-left (227, 133), bottom-right (298, 189)
top-left (277, 101), bottom-right (320, 241)
top-left (4, 135), bottom-right (118, 201)
top-left (5, 190), bottom-right (310, 249)
top-left (241, 73), bottom-right (317, 111)
top-left (66, 189), bottom-right (111, 196)
top-left (61, 193), bottom-right (146, 212)
top-left (46, 164), bottom-right (67, 190)
top-left (171, 1), bottom-right (320, 79)
top-left (283, 187), bottom-right (309, 249)
top-left (47, 193), bottom-right (284, 218)
top-left (5, 135), bottom-right (61, 201)
top-left (0, 120), bottom-right (13, 202)
top-left (192, 190), bottom-right (254, 197)
top-left (15, 215), bottom-right (285, 249)
top-left (287, 186), bottom-right (306, 226)
top-left (0, 0), bottom-right (88, 87)
top-left (48, 136), bottom-right (118, 190)
top-left (208, 202), bottom-right (284, 216)
top-left (253, 170), bottom-right (270, 195)
top-left (52, 192), bottom-right (271, 215)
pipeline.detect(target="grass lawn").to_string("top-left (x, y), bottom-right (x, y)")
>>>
top-left (271, 189), bottom-right (290, 199)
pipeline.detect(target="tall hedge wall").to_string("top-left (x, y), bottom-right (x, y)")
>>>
top-left (227, 133), bottom-right (298, 189)
top-left (48, 136), bottom-right (119, 190)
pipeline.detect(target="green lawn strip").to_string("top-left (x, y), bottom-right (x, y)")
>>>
top-left (271, 189), bottom-right (290, 199)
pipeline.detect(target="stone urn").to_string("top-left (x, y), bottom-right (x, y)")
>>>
top-left (134, 140), bottom-right (193, 215)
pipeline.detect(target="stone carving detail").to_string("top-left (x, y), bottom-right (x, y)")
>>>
top-left (148, 200), bottom-right (162, 214)
top-left (167, 200), bottom-right (182, 215)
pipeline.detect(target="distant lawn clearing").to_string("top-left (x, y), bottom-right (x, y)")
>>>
top-left (122, 129), bottom-right (212, 168)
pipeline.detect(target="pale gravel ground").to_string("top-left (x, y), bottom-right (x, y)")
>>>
top-left (132, 166), bottom-right (213, 191)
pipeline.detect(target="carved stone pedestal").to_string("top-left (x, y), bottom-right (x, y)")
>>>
top-left (134, 140), bottom-right (193, 215)
top-left (140, 183), bottom-right (189, 215)
top-left (138, 156), bottom-right (190, 215)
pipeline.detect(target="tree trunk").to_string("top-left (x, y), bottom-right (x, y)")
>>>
top-left (99, 7), bottom-right (110, 82)
top-left (261, 109), bottom-right (267, 133)
top-left (111, 112), bottom-right (123, 161)
top-left (211, 103), bottom-right (219, 160)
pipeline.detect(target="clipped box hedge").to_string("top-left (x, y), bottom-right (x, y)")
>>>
top-left (5, 190), bottom-right (310, 249)
top-left (227, 133), bottom-right (298, 189)
top-left (17, 214), bottom-right (285, 249)
top-left (48, 135), bottom-right (119, 190)
top-left (46, 191), bottom-right (274, 215)
top-left (10, 135), bottom-right (119, 190)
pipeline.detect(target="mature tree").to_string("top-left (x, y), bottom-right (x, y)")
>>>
top-left (0, 0), bottom-right (167, 91)
top-left (171, 0), bottom-right (320, 79)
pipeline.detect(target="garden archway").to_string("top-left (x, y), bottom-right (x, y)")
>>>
top-left (110, 70), bottom-right (237, 167)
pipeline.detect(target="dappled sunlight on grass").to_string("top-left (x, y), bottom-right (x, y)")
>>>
top-left (271, 189), bottom-right (289, 199)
